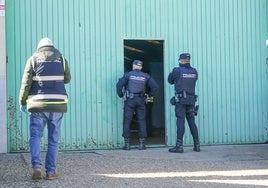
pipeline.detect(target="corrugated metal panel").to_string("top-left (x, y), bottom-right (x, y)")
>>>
top-left (6, 0), bottom-right (125, 151)
top-left (6, 0), bottom-right (268, 152)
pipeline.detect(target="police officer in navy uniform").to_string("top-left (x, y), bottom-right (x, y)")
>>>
top-left (116, 60), bottom-right (158, 150)
top-left (168, 53), bottom-right (200, 153)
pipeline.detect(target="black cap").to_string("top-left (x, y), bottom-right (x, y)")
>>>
top-left (132, 60), bottom-right (143, 66)
top-left (179, 53), bottom-right (191, 60)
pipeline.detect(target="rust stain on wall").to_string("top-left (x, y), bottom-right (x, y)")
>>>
top-left (7, 96), bottom-right (29, 152)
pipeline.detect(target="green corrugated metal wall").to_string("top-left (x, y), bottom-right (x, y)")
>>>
top-left (6, 0), bottom-right (268, 152)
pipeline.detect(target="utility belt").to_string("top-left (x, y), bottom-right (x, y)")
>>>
top-left (170, 92), bottom-right (199, 116)
top-left (125, 90), bottom-right (145, 99)
top-left (170, 91), bottom-right (197, 105)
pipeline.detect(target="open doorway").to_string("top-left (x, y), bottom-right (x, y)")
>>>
top-left (124, 39), bottom-right (165, 146)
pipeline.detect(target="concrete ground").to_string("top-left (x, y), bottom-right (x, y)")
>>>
top-left (0, 144), bottom-right (268, 188)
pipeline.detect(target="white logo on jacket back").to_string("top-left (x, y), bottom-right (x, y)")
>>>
top-left (130, 75), bottom-right (146, 81)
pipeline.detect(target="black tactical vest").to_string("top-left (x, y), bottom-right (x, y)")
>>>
top-left (127, 70), bottom-right (148, 94)
top-left (175, 66), bottom-right (197, 95)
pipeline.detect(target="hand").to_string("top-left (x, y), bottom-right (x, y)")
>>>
top-left (20, 105), bottom-right (27, 113)
top-left (146, 95), bottom-right (154, 103)
top-left (121, 96), bottom-right (126, 101)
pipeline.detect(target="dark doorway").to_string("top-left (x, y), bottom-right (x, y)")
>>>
top-left (124, 39), bottom-right (165, 146)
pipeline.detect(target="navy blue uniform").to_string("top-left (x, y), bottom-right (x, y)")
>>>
top-left (168, 63), bottom-right (199, 142)
top-left (116, 69), bottom-right (158, 138)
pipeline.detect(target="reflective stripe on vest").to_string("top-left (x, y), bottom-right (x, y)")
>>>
top-left (28, 94), bottom-right (68, 100)
top-left (33, 75), bottom-right (64, 81)
top-left (27, 94), bottom-right (68, 104)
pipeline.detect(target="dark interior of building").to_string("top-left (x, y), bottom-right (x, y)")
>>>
top-left (124, 39), bottom-right (165, 147)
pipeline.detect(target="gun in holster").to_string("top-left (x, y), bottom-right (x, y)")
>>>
top-left (170, 93), bottom-right (180, 106)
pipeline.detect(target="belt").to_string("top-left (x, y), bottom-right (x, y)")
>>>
top-left (133, 93), bottom-right (144, 97)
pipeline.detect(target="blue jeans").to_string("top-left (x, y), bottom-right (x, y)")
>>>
top-left (29, 112), bottom-right (63, 175)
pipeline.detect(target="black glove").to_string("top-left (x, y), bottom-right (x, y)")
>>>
top-left (170, 96), bottom-right (176, 105)
top-left (194, 105), bottom-right (199, 116)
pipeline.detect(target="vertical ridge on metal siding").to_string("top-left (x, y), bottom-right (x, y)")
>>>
top-left (208, 0), bottom-right (217, 144)
top-left (256, 0), bottom-right (267, 141)
top-left (233, 0), bottom-right (241, 142)
top-left (262, 0), bottom-right (268, 141)
top-left (115, 1), bottom-right (125, 146)
top-left (249, 0), bottom-right (259, 142)
top-left (65, 0), bottom-right (77, 150)
top-left (239, 1), bottom-right (247, 142)
top-left (88, 0), bottom-right (97, 148)
top-left (78, 0), bottom-right (87, 147)
top-left (164, 0), bottom-right (174, 144)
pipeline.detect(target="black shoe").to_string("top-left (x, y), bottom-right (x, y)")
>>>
top-left (193, 139), bottom-right (200, 152)
top-left (169, 139), bottom-right (184, 153)
top-left (168, 146), bottom-right (184, 153)
top-left (123, 145), bottom-right (130, 150)
top-left (123, 138), bottom-right (130, 150)
top-left (138, 138), bottom-right (146, 150)
top-left (139, 143), bottom-right (146, 150)
top-left (193, 145), bottom-right (200, 152)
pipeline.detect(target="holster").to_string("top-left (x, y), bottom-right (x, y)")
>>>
top-left (194, 105), bottom-right (199, 116)
top-left (170, 96), bottom-right (176, 105)
top-left (170, 93), bottom-right (180, 106)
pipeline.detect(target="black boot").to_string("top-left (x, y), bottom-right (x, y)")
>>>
top-left (123, 138), bottom-right (130, 150)
top-left (169, 139), bottom-right (184, 153)
top-left (138, 138), bottom-right (146, 150)
top-left (193, 139), bottom-right (200, 152)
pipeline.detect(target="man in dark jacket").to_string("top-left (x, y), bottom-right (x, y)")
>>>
top-left (168, 53), bottom-right (200, 153)
top-left (19, 37), bottom-right (71, 180)
top-left (116, 60), bottom-right (158, 150)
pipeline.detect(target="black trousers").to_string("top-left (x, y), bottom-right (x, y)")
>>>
top-left (123, 97), bottom-right (147, 138)
top-left (175, 103), bottom-right (199, 141)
